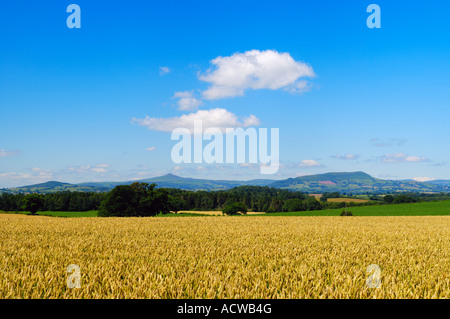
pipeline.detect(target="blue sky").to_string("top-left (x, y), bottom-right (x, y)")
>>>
top-left (1, 0), bottom-right (449, 187)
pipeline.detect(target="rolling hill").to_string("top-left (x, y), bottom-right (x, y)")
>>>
top-left (269, 171), bottom-right (450, 194)
top-left (1, 172), bottom-right (449, 194)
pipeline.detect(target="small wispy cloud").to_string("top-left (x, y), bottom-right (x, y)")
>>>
top-left (333, 154), bottom-right (359, 160)
top-left (146, 146), bottom-right (156, 151)
top-left (298, 160), bottom-right (321, 167)
top-left (370, 138), bottom-right (407, 147)
top-left (412, 177), bottom-right (435, 182)
top-left (432, 161), bottom-right (447, 167)
top-left (69, 164), bottom-right (109, 173)
top-left (381, 153), bottom-right (429, 163)
top-left (0, 149), bottom-right (21, 158)
top-left (173, 91), bottom-right (203, 111)
top-left (0, 168), bottom-right (54, 187)
top-left (159, 66), bottom-right (171, 76)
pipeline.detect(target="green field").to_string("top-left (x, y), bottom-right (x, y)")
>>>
top-left (0, 210), bottom-right (99, 217)
top-left (0, 210), bottom-right (212, 218)
top-left (262, 200), bottom-right (450, 216)
top-left (2, 200), bottom-right (450, 217)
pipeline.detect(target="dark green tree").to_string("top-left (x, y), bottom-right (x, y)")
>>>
top-left (168, 195), bottom-right (186, 214)
top-left (23, 194), bottom-right (44, 215)
top-left (99, 183), bottom-right (169, 217)
top-left (303, 196), bottom-right (322, 211)
top-left (383, 195), bottom-right (394, 204)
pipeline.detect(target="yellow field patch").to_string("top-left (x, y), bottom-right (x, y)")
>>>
top-left (327, 198), bottom-right (369, 203)
top-left (0, 214), bottom-right (448, 298)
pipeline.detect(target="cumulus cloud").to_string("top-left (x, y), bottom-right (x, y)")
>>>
top-left (199, 49), bottom-right (315, 100)
top-left (173, 91), bottom-right (203, 111)
top-left (333, 154), bottom-right (359, 160)
top-left (381, 153), bottom-right (429, 163)
top-left (298, 160), bottom-right (321, 167)
top-left (412, 177), bottom-right (435, 182)
top-left (131, 108), bottom-right (260, 133)
top-left (0, 149), bottom-right (21, 157)
top-left (159, 66), bottom-right (171, 76)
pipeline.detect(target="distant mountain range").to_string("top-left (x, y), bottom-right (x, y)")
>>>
top-left (1, 172), bottom-right (450, 194)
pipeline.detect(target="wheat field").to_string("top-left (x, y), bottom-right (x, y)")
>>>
top-left (0, 213), bottom-right (448, 298)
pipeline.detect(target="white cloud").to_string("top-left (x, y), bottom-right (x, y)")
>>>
top-left (381, 153), bottom-right (429, 163)
top-left (0, 149), bottom-right (21, 157)
top-left (159, 66), bottom-right (171, 76)
top-left (146, 146), bottom-right (156, 151)
top-left (69, 164), bottom-right (109, 173)
top-left (199, 49), bottom-right (315, 100)
top-left (412, 177), bottom-right (435, 182)
top-left (131, 108), bottom-right (260, 133)
top-left (173, 91), bottom-right (203, 111)
top-left (333, 154), bottom-right (359, 160)
top-left (298, 160), bottom-right (321, 167)
top-left (0, 169), bottom-right (54, 187)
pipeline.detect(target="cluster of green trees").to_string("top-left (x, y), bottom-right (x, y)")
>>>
top-left (164, 186), bottom-right (322, 213)
top-left (101, 184), bottom-right (325, 216)
top-left (99, 183), bottom-right (170, 217)
top-left (382, 194), bottom-right (417, 204)
top-left (0, 184), bottom-right (324, 215)
top-left (0, 191), bottom-right (106, 212)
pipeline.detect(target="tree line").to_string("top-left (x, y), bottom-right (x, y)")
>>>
top-left (0, 184), bottom-right (324, 215)
top-left (2, 184), bottom-right (448, 216)
top-left (0, 191), bottom-right (106, 212)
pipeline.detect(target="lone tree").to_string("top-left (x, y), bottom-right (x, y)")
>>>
top-left (168, 196), bottom-right (186, 214)
top-left (222, 202), bottom-right (248, 216)
top-left (23, 194), bottom-right (44, 215)
top-left (99, 183), bottom-right (170, 217)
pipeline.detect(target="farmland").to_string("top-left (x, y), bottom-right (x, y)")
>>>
top-left (2, 199), bottom-right (450, 217)
top-left (265, 200), bottom-right (450, 216)
top-left (0, 213), bottom-right (448, 298)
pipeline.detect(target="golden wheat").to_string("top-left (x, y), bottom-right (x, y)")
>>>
top-left (0, 214), bottom-right (448, 298)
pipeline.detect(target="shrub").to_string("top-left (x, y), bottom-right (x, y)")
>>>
top-left (340, 209), bottom-right (353, 216)
top-left (222, 202), bottom-right (248, 215)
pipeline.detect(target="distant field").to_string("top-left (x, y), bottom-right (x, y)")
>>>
top-left (262, 200), bottom-right (450, 216)
top-left (178, 210), bottom-right (265, 216)
top-left (327, 198), bottom-right (369, 203)
top-left (0, 211), bottom-right (99, 217)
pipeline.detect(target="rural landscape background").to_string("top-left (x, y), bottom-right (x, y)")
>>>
top-left (1, 1), bottom-right (449, 300)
